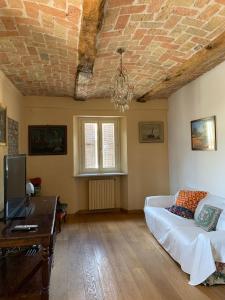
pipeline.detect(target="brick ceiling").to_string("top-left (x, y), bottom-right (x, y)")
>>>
top-left (1, 0), bottom-right (225, 100)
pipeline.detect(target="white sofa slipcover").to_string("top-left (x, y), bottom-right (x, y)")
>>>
top-left (144, 194), bottom-right (225, 285)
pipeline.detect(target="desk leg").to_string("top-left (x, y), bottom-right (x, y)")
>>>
top-left (1, 250), bottom-right (7, 297)
top-left (41, 245), bottom-right (50, 300)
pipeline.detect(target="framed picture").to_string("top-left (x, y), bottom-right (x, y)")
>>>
top-left (139, 122), bottom-right (164, 143)
top-left (28, 125), bottom-right (67, 155)
top-left (8, 117), bottom-right (18, 154)
top-left (0, 105), bottom-right (7, 145)
top-left (191, 116), bottom-right (216, 151)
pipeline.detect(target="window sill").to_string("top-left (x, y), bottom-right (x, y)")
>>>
top-left (74, 172), bottom-right (128, 178)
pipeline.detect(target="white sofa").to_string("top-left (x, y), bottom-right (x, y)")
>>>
top-left (144, 193), bottom-right (225, 285)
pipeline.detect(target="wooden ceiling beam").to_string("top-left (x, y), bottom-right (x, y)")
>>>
top-left (74, 0), bottom-right (106, 100)
top-left (137, 31), bottom-right (225, 101)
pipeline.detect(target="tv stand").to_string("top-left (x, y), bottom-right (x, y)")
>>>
top-left (0, 196), bottom-right (57, 300)
top-left (0, 210), bottom-right (4, 221)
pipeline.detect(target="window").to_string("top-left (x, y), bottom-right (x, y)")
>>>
top-left (79, 117), bottom-right (120, 174)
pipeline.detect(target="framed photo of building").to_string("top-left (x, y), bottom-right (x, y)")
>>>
top-left (28, 125), bottom-right (67, 155)
top-left (191, 116), bottom-right (216, 151)
top-left (139, 122), bottom-right (164, 143)
top-left (0, 105), bottom-right (7, 145)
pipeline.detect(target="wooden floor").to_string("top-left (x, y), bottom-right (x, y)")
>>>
top-left (50, 212), bottom-right (225, 300)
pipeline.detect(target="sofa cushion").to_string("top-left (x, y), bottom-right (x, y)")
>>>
top-left (165, 205), bottom-right (194, 219)
top-left (176, 190), bottom-right (207, 212)
top-left (195, 204), bottom-right (222, 231)
top-left (195, 194), bottom-right (225, 219)
top-left (144, 206), bottom-right (196, 244)
top-left (195, 194), bottom-right (225, 231)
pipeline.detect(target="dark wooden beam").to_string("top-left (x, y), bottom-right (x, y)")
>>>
top-left (74, 0), bottom-right (106, 100)
top-left (137, 31), bottom-right (225, 101)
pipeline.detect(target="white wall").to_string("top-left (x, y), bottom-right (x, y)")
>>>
top-left (168, 60), bottom-right (225, 197)
top-left (0, 71), bottom-right (23, 211)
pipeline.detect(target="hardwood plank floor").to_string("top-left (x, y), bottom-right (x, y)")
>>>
top-left (50, 213), bottom-right (225, 300)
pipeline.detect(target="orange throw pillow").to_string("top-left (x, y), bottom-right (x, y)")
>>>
top-left (176, 190), bottom-right (207, 213)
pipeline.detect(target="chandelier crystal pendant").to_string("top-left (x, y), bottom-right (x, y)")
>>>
top-left (111, 48), bottom-right (134, 112)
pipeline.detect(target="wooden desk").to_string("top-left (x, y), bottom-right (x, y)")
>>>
top-left (0, 196), bottom-right (57, 300)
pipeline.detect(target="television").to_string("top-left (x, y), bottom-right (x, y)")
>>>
top-left (3, 154), bottom-right (27, 222)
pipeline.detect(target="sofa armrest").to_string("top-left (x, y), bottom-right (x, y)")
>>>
top-left (204, 231), bottom-right (225, 262)
top-left (145, 195), bottom-right (175, 208)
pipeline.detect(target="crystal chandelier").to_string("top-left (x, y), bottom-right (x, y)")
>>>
top-left (111, 48), bottom-right (133, 112)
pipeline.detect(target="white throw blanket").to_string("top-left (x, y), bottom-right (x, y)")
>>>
top-left (144, 206), bottom-right (225, 285)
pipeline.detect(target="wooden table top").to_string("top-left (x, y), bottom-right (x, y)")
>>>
top-left (0, 197), bottom-right (57, 247)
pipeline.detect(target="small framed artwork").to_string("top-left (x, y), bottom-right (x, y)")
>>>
top-left (139, 122), bottom-right (164, 143)
top-left (0, 105), bottom-right (7, 145)
top-left (8, 118), bottom-right (18, 155)
top-left (28, 125), bottom-right (67, 155)
top-left (191, 116), bottom-right (216, 151)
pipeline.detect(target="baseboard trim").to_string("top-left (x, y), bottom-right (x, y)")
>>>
top-left (120, 208), bottom-right (144, 214)
top-left (75, 208), bottom-right (121, 215)
top-left (75, 208), bottom-right (144, 215)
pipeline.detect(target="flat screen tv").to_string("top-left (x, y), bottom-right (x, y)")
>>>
top-left (3, 154), bottom-right (27, 222)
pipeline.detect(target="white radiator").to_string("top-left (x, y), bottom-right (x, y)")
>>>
top-left (89, 179), bottom-right (115, 210)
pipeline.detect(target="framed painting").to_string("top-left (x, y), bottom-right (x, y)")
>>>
top-left (0, 105), bottom-right (7, 145)
top-left (139, 122), bottom-right (164, 143)
top-left (191, 116), bottom-right (216, 151)
top-left (8, 117), bottom-right (18, 154)
top-left (28, 125), bottom-right (67, 155)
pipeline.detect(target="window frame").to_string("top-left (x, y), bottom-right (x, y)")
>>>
top-left (79, 117), bottom-right (121, 174)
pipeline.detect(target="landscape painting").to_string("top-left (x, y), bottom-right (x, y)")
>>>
top-left (191, 116), bottom-right (216, 151)
top-left (139, 122), bottom-right (164, 143)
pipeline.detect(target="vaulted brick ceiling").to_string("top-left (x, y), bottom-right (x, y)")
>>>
top-left (1, 0), bottom-right (225, 100)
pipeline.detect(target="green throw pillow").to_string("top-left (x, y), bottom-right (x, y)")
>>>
top-left (195, 204), bottom-right (222, 231)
